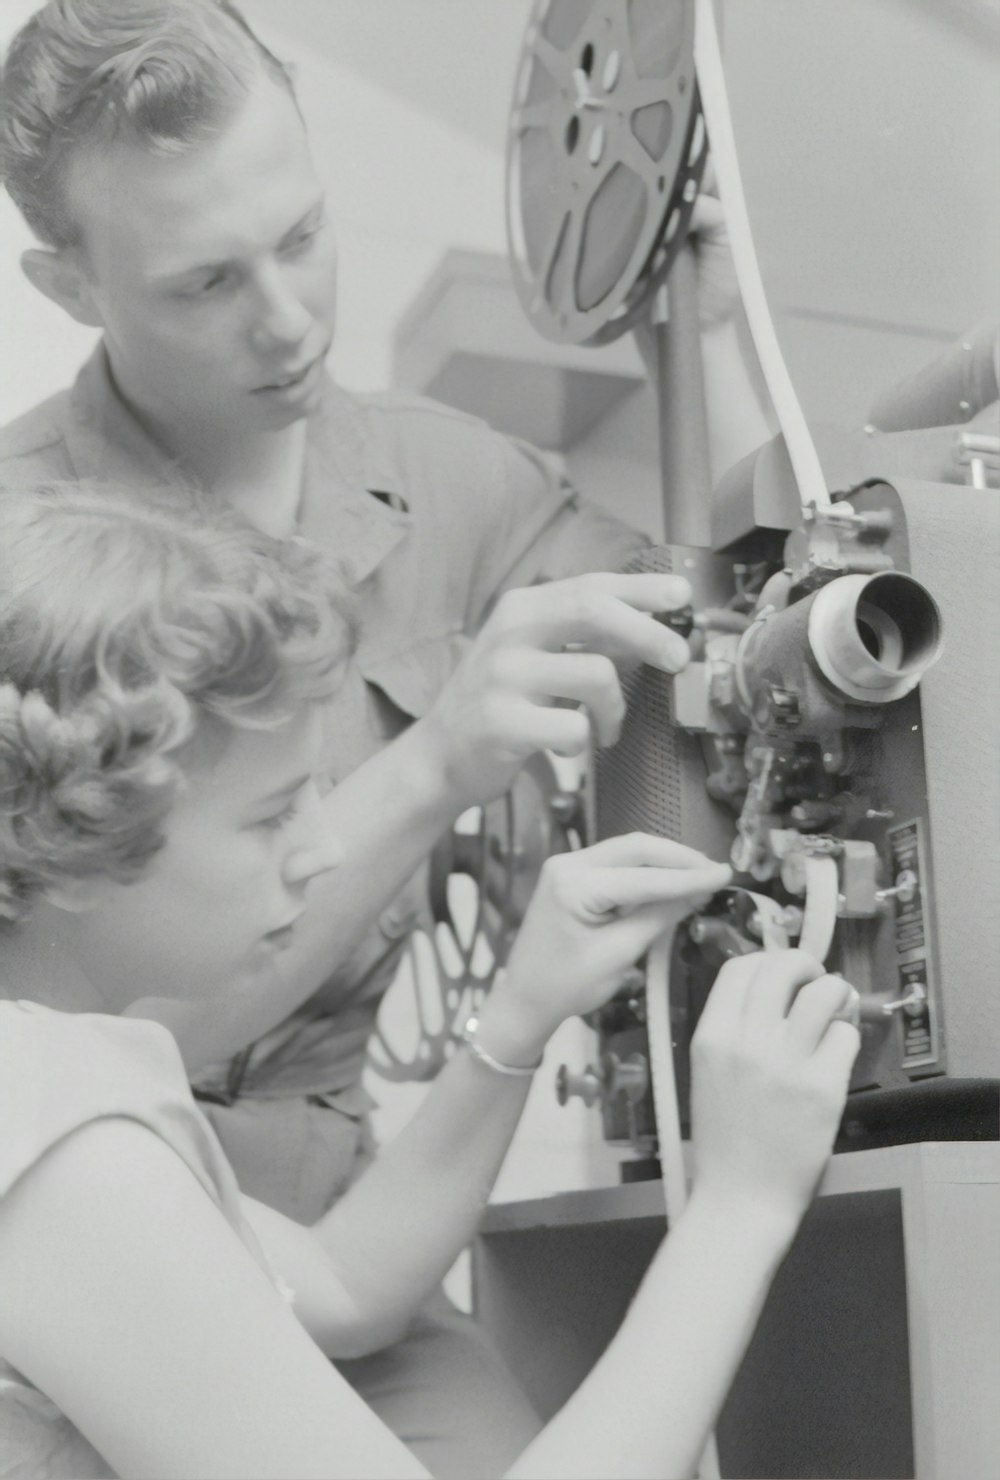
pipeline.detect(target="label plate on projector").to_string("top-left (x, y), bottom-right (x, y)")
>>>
top-left (887, 818), bottom-right (941, 1072)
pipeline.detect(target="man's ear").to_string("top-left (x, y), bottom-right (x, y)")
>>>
top-left (21, 247), bottom-right (104, 328)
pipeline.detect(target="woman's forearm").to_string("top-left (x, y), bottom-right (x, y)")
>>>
top-left (239, 989), bottom-right (543, 1356)
top-left (508, 1190), bottom-right (799, 1480)
top-left (310, 994), bottom-right (541, 1345)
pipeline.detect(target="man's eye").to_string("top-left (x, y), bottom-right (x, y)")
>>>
top-left (179, 271), bottom-right (226, 298)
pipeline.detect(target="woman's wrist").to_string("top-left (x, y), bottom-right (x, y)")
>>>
top-left (472, 980), bottom-right (553, 1071)
top-left (684, 1182), bottom-right (803, 1262)
top-left (462, 1015), bottom-right (541, 1076)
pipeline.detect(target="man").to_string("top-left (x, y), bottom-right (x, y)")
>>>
top-left (0, 3), bottom-right (768, 1472)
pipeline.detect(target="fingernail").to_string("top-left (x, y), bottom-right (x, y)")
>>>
top-left (660, 641), bottom-right (689, 674)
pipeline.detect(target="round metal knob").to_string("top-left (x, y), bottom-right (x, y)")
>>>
top-left (603, 1051), bottom-right (649, 1104)
top-left (556, 1063), bottom-right (604, 1108)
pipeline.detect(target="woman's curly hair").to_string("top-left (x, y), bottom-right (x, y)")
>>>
top-left (0, 481), bottom-right (354, 922)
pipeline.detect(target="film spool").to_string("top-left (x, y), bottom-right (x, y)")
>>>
top-left (506, 0), bottom-right (707, 346)
top-left (368, 755), bottom-right (580, 1082)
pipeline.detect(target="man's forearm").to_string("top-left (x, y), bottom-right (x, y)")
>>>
top-left (273, 717), bottom-right (458, 1006)
top-left (509, 1190), bottom-right (798, 1480)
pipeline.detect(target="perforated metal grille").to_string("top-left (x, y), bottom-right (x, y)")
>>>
top-left (596, 546), bottom-right (687, 841)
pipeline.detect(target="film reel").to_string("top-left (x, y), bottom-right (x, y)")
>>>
top-left (368, 755), bottom-right (584, 1082)
top-left (506, 0), bottom-right (707, 346)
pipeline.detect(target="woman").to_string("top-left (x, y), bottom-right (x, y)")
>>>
top-left (0, 482), bottom-right (859, 1479)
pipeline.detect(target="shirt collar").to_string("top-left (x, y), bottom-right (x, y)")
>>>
top-left (66, 344), bottom-right (410, 589)
top-left (67, 343), bottom-right (190, 488)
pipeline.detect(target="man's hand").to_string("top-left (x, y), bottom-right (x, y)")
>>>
top-left (419, 571), bottom-right (692, 812)
top-left (690, 177), bottom-right (740, 328)
top-left (476, 834), bottom-right (732, 1067)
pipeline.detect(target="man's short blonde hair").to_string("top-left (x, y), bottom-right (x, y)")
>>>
top-left (0, 482), bottom-right (352, 921)
top-left (0, 0), bottom-right (293, 247)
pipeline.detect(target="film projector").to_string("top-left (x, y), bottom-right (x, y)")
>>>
top-left (373, 0), bottom-right (1000, 1191)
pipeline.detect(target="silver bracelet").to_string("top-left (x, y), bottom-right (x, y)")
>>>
top-left (461, 1015), bottom-right (543, 1077)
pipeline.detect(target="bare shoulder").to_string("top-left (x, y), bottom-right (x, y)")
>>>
top-left (0, 1117), bottom-right (411, 1480)
top-left (0, 1115), bottom-right (218, 1362)
top-left (0, 1115), bottom-right (198, 1249)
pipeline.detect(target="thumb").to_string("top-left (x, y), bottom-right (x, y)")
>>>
top-left (577, 861), bottom-right (732, 920)
top-left (689, 192), bottom-right (726, 241)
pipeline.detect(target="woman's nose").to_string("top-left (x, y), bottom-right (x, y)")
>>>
top-left (282, 784), bottom-right (344, 888)
top-left (283, 832), bottom-right (344, 889)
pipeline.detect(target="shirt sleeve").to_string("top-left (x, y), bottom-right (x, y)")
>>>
top-left (466, 431), bottom-right (650, 627)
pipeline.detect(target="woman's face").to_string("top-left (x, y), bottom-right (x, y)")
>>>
top-left (68, 707), bottom-right (343, 1066)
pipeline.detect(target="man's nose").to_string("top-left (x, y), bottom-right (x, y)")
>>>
top-left (250, 264), bottom-right (312, 350)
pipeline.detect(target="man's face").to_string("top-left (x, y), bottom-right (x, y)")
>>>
top-left (72, 708), bottom-right (342, 1066)
top-left (64, 70), bottom-right (337, 440)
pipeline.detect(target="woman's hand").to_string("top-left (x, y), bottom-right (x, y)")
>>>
top-left (689, 950), bottom-right (861, 1231)
top-left (475, 833), bottom-right (732, 1067)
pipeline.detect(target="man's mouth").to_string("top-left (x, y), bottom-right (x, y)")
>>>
top-left (255, 355), bottom-right (323, 394)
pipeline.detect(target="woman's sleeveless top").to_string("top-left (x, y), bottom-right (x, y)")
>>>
top-left (0, 1001), bottom-right (287, 1479)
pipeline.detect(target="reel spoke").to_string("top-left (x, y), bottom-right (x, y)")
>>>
top-left (530, 34), bottom-right (575, 89)
top-left (511, 100), bottom-right (557, 135)
top-left (368, 757), bottom-right (584, 1083)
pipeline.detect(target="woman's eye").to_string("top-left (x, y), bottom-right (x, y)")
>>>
top-left (257, 800), bottom-right (299, 832)
top-left (283, 221), bottom-right (323, 255)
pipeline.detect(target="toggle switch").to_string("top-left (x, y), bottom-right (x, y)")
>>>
top-left (858, 982), bottom-right (927, 1022)
top-left (875, 868), bottom-right (917, 906)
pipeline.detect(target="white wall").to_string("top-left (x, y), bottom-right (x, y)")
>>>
top-left (717, 0), bottom-right (1000, 427)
